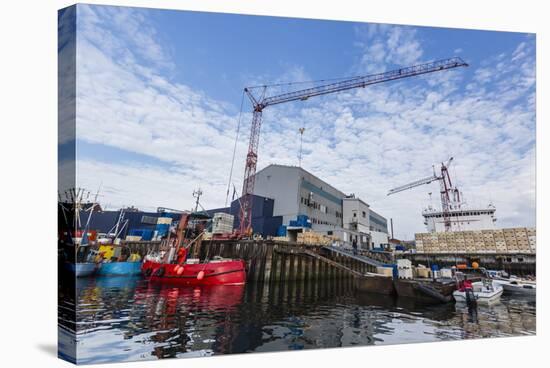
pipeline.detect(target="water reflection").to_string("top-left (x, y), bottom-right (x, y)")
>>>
top-left (72, 277), bottom-right (536, 364)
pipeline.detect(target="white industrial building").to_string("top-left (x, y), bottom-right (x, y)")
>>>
top-left (253, 164), bottom-right (389, 249)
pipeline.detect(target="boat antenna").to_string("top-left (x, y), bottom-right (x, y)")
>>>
top-left (94, 182), bottom-right (103, 203)
top-left (193, 188), bottom-right (203, 212)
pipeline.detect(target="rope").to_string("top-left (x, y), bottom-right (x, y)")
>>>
top-left (225, 90), bottom-right (245, 207)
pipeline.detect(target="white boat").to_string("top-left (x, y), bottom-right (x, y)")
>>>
top-left (493, 278), bottom-right (536, 295)
top-left (453, 280), bottom-right (503, 305)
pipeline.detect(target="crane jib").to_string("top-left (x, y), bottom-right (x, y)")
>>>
top-left (256, 57), bottom-right (468, 108)
top-left (238, 57), bottom-right (468, 235)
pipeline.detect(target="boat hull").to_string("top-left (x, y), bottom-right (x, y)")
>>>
top-left (66, 262), bottom-right (98, 277)
top-left (394, 279), bottom-right (457, 304)
top-left (142, 260), bottom-right (246, 286)
top-left (453, 282), bottom-right (503, 304)
top-left (97, 261), bottom-right (142, 276)
top-left (494, 280), bottom-right (536, 295)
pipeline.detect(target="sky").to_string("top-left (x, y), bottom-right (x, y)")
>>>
top-left (59, 4), bottom-right (536, 239)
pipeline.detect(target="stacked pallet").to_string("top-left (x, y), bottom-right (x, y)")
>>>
top-left (414, 227), bottom-right (535, 254)
top-left (528, 228), bottom-right (536, 252)
top-left (272, 236), bottom-right (290, 242)
top-left (481, 230), bottom-right (496, 253)
top-left (297, 231), bottom-right (336, 246)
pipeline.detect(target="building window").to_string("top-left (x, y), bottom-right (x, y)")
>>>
top-left (353, 213), bottom-right (357, 217)
top-left (362, 211), bottom-right (366, 218)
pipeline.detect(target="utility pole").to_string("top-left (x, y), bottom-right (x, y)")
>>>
top-left (298, 127), bottom-right (305, 167)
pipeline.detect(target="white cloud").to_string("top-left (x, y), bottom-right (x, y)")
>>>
top-left (354, 24), bottom-right (424, 73)
top-left (73, 7), bottom-right (535, 239)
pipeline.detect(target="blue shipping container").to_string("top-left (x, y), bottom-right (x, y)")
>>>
top-left (129, 229), bottom-right (154, 241)
top-left (155, 223), bottom-right (170, 237)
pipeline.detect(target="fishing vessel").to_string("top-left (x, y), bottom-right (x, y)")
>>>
top-left (142, 211), bottom-right (246, 286)
top-left (58, 188), bottom-right (102, 277)
top-left (95, 209), bottom-right (143, 276)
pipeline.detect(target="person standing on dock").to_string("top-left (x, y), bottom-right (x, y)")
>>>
top-left (352, 238), bottom-right (358, 255)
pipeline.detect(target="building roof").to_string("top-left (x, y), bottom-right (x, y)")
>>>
top-left (343, 196), bottom-right (370, 207)
top-left (257, 163), bottom-right (346, 197)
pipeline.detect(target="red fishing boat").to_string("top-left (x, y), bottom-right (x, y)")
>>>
top-left (141, 211), bottom-right (247, 286)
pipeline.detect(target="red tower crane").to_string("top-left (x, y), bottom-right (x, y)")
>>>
top-left (387, 157), bottom-right (461, 232)
top-left (238, 57), bottom-right (468, 235)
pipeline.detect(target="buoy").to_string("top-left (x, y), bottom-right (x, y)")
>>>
top-left (197, 270), bottom-right (205, 280)
top-left (177, 266), bottom-right (184, 275)
top-left (174, 265), bottom-right (180, 273)
top-left (472, 261), bottom-right (479, 269)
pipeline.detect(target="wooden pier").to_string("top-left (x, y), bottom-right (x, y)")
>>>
top-left (184, 240), bottom-right (394, 294)
top-left (186, 240), bottom-right (378, 281)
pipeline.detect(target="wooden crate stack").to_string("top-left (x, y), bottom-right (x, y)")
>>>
top-left (481, 230), bottom-right (497, 253)
top-left (463, 231), bottom-right (474, 253)
top-left (449, 231), bottom-right (470, 253)
top-left (503, 229), bottom-right (517, 252)
top-left (493, 230), bottom-right (507, 252)
top-left (528, 228), bottom-right (536, 252)
top-left (272, 236), bottom-right (290, 242)
top-left (415, 227), bottom-right (535, 254)
top-left (414, 233), bottom-right (424, 253)
top-left (297, 231), bottom-right (335, 246)
top-left (513, 227), bottom-right (530, 252)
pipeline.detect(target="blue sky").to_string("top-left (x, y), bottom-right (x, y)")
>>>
top-left (59, 4), bottom-right (536, 238)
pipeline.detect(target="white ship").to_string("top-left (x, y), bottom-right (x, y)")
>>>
top-left (389, 157), bottom-right (497, 233)
top-left (422, 203), bottom-right (497, 232)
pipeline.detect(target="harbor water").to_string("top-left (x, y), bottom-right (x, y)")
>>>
top-left (61, 276), bottom-right (536, 364)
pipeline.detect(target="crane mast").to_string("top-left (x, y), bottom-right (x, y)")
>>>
top-left (387, 157), bottom-right (460, 232)
top-left (239, 57), bottom-right (468, 235)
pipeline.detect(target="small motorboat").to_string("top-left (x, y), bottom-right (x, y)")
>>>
top-left (485, 269), bottom-right (536, 296)
top-left (453, 279), bottom-right (503, 305)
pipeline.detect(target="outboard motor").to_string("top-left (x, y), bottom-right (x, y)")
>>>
top-left (465, 288), bottom-right (477, 308)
